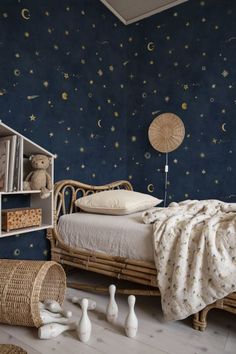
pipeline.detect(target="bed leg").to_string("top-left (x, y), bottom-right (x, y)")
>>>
top-left (193, 311), bottom-right (207, 331)
top-left (193, 301), bottom-right (220, 331)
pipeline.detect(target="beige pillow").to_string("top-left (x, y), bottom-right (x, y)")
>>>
top-left (75, 189), bottom-right (162, 215)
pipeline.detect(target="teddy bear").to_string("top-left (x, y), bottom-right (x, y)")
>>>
top-left (23, 154), bottom-right (52, 199)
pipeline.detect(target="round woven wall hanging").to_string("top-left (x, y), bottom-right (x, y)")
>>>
top-left (148, 113), bottom-right (185, 153)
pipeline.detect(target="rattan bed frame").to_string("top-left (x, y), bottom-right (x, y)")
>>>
top-left (47, 179), bottom-right (236, 331)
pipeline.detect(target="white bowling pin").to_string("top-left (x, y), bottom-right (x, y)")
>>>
top-left (38, 322), bottom-right (76, 339)
top-left (42, 299), bottom-right (72, 318)
top-left (106, 284), bottom-right (118, 324)
top-left (125, 295), bottom-right (138, 338)
top-left (71, 296), bottom-right (96, 310)
top-left (40, 309), bottom-right (70, 325)
top-left (77, 298), bottom-right (91, 343)
top-left (39, 308), bottom-right (63, 318)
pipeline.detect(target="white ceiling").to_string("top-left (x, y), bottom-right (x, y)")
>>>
top-left (100, 0), bottom-right (188, 25)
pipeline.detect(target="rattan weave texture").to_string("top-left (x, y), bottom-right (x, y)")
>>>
top-left (0, 260), bottom-right (66, 328)
top-left (0, 344), bottom-right (27, 354)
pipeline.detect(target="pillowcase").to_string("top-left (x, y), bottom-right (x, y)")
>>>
top-left (75, 189), bottom-right (162, 215)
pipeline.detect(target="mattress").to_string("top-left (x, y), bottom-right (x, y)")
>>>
top-left (58, 211), bottom-right (154, 262)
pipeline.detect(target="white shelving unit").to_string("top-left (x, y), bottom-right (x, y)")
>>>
top-left (0, 121), bottom-right (55, 238)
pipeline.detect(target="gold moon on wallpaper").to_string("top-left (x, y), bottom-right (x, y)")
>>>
top-left (97, 119), bottom-right (102, 128)
top-left (21, 8), bottom-right (30, 20)
top-left (222, 123), bottom-right (227, 132)
top-left (147, 184), bottom-right (154, 193)
top-left (147, 42), bottom-right (155, 51)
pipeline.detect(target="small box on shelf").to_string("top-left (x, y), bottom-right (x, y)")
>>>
top-left (1, 207), bottom-right (42, 232)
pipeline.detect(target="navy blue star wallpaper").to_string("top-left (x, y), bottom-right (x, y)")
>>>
top-left (0, 0), bottom-right (235, 259)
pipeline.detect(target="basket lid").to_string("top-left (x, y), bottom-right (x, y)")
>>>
top-left (148, 113), bottom-right (185, 153)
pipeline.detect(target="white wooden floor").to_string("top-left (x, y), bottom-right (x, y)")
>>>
top-left (0, 270), bottom-right (236, 354)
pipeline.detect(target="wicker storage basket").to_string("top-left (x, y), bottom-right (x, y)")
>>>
top-left (0, 344), bottom-right (27, 354)
top-left (0, 260), bottom-right (66, 328)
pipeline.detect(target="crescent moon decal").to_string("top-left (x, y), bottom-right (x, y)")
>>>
top-left (147, 184), bottom-right (154, 193)
top-left (181, 102), bottom-right (188, 110)
top-left (222, 123), bottom-right (227, 132)
top-left (21, 8), bottom-right (30, 20)
top-left (147, 42), bottom-right (155, 52)
top-left (97, 119), bottom-right (102, 128)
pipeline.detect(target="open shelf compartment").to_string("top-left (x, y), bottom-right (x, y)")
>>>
top-left (0, 121), bottom-right (54, 238)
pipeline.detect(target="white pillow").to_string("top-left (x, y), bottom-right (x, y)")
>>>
top-left (75, 190), bottom-right (162, 215)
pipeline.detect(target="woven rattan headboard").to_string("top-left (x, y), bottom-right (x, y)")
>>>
top-left (53, 179), bottom-right (133, 223)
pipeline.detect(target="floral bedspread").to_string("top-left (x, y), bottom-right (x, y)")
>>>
top-left (143, 200), bottom-right (236, 320)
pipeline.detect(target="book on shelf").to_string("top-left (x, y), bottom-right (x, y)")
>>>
top-left (0, 139), bottom-right (10, 192)
top-left (0, 134), bottom-right (23, 192)
top-left (13, 136), bottom-right (23, 191)
top-left (0, 135), bottom-right (17, 191)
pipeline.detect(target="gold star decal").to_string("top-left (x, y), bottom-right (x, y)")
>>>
top-left (30, 114), bottom-right (36, 121)
top-left (221, 70), bottom-right (229, 78)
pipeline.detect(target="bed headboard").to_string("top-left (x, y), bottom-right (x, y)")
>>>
top-left (53, 179), bottom-right (133, 223)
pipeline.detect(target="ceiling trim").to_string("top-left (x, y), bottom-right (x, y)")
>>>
top-left (100, 0), bottom-right (188, 25)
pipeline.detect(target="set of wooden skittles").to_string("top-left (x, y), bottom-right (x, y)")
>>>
top-left (38, 285), bottom-right (138, 342)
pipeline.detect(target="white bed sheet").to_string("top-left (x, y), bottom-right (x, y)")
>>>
top-left (58, 211), bottom-right (154, 262)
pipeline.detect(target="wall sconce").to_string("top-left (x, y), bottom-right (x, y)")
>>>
top-left (148, 113), bottom-right (185, 206)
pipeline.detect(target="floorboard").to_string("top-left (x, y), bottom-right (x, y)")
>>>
top-left (0, 270), bottom-right (235, 354)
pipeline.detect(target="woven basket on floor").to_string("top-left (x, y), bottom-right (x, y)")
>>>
top-left (0, 344), bottom-right (27, 354)
top-left (0, 260), bottom-right (66, 328)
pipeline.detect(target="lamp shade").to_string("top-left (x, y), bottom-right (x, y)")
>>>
top-left (148, 113), bottom-right (185, 153)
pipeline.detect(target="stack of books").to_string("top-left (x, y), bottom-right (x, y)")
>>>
top-left (0, 135), bottom-right (23, 192)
